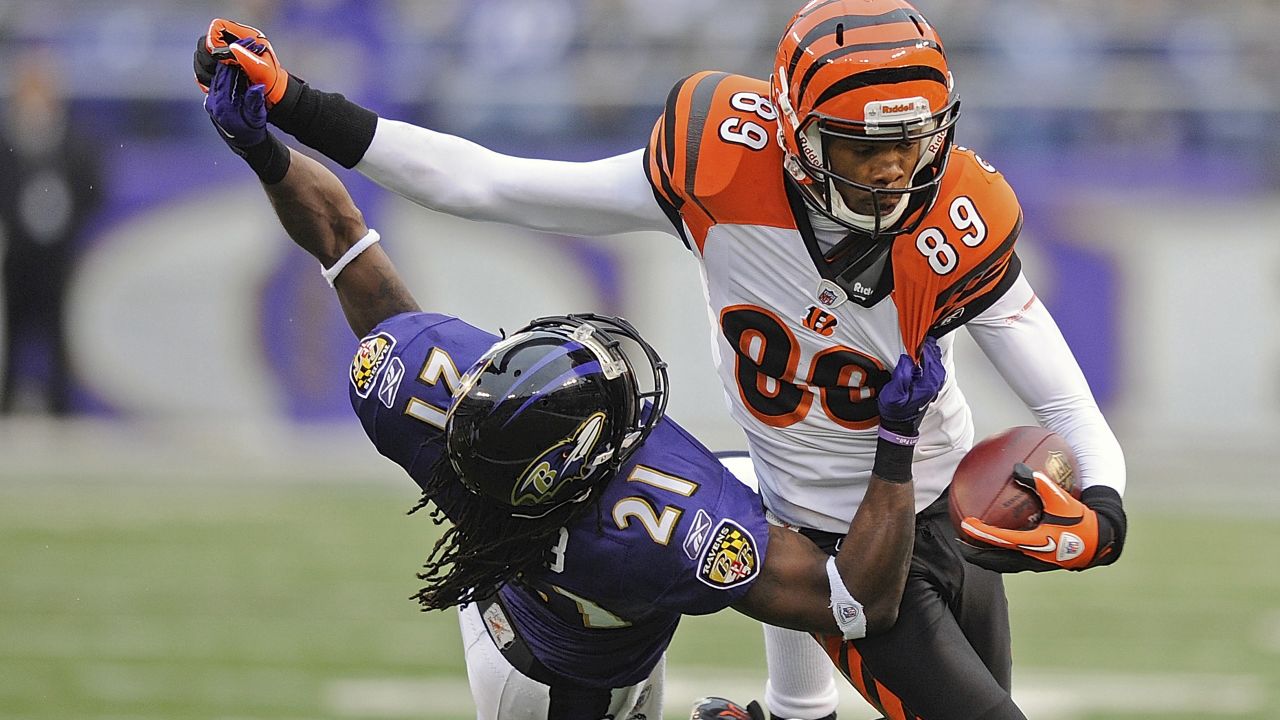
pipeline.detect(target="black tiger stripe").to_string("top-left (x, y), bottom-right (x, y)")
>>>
top-left (787, 9), bottom-right (918, 79)
top-left (648, 116), bottom-right (681, 212)
top-left (934, 211), bottom-right (1022, 313)
top-left (676, 71), bottom-right (730, 224)
top-left (682, 72), bottom-right (729, 200)
top-left (837, 640), bottom-right (854, 680)
top-left (795, 0), bottom-right (849, 20)
top-left (859, 656), bottom-right (884, 712)
top-left (642, 141), bottom-right (691, 249)
top-left (933, 251), bottom-right (1022, 335)
top-left (660, 75), bottom-right (690, 181)
top-left (796, 39), bottom-right (943, 111)
top-left (813, 65), bottom-right (948, 109)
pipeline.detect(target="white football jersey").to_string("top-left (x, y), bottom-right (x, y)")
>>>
top-left (647, 72), bottom-right (1023, 531)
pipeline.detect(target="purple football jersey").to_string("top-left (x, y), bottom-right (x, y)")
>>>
top-left (349, 312), bottom-right (770, 688)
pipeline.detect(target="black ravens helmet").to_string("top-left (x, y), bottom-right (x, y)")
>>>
top-left (444, 314), bottom-right (668, 518)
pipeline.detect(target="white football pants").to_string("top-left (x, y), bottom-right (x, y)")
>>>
top-left (457, 601), bottom-right (666, 719)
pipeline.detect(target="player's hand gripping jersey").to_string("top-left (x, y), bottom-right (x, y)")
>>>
top-left (349, 311), bottom-right (770, 688)
top-left (646, 72), bottom-right (1022, 531)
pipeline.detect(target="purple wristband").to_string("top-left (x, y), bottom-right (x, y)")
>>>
top-left (877, 426), bottom-right (919, 447)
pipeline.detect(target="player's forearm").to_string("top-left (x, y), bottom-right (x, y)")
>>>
top-left (358, 119), bottom-right (673, 235)
top-left (834, 476), bottom-right (915, 634)
top-left (969, 275), bottom-right (1127, 495)
top-left (261, 149), bottom-right (420, 336)
top-left (262, 148), bottom-right (367, 269)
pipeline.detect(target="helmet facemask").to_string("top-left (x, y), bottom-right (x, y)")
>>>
top-left (784, 93), bottom-right (959, 239)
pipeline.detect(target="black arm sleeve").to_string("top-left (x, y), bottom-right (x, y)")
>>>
top-left (267, 75), bottom-right (379, 169)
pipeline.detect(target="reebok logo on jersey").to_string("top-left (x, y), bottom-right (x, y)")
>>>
top-left (938, 306), bottom-right (965, 328)
top-left (802, 306), bottom-right (838, 337)
top-left (350, 332), bottom-right (396, 398)
top-left (696, 520), bottom-right (759, 589)
top-left (377, 356), bottom-right (405, 409)
top-left (683, 509), bottom-right (714, 560)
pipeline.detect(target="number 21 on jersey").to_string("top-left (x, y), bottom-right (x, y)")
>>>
top-left (546, 465), bottom-right (699, 628)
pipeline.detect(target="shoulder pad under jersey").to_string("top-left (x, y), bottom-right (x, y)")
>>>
top-left (348, 312), bottom-right (499, 489)
top-left (644, 72), bottom-right (794, 253)
top-left (892, 147), bottom-right (1024, 351)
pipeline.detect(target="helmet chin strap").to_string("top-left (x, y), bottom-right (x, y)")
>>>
top-left (802, 112), bottom-right (948, 236)
top-left (827, 183), bottom-right (912, 234)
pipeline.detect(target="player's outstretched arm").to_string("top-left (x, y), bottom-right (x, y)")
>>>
top-left (203, 62), bottom-right (419, 338)
top-left (195, 19), bottom-right (672, 237)
top-left (733, 339), bottom-right (945, 637)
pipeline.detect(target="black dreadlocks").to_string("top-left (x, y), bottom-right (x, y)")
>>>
top-left (408, 453), bottom-right (596, 611)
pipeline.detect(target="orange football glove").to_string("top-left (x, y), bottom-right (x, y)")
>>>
top-left (197, 19), bottom-right (292, 107)
top-left (959, 463), bottom-right (1107, 571)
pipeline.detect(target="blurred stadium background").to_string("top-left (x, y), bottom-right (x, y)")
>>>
top-left (1, 0), bottom-right (1278, 718)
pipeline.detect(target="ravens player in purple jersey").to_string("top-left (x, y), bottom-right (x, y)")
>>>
top-left (204, 62), bottom-right (945, 719)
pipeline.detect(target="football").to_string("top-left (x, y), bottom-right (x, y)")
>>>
top-left (948, 426), bottom-right (1079, 532)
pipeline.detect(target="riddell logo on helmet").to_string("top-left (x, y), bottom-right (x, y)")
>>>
top-left (865, 97), bottom-right (931, 125)
top-left (798, 135), bottom-right (822, 168)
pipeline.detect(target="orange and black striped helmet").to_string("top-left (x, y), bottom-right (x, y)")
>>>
top-left (771, 0), bottom-right (959, 238)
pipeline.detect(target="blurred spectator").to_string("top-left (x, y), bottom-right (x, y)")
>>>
top-left (0, 51), bottom-right (102, 415)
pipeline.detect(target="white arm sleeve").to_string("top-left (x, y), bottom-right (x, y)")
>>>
top-left (356, 118), bottom-right (676, 237)
top-left (966, 273), bottom-right (1127, 496)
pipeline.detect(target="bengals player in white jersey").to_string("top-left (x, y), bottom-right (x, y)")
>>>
top-left (197, 3), bottom-right (1128, 718)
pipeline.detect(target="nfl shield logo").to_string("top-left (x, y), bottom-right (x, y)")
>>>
top-left (815, 279), bottom-right (848, 309)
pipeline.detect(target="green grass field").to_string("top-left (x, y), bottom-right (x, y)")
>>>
top-left (1, 477), bottom-right (1276, 719)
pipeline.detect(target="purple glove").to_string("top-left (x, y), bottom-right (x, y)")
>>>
top-left (877, 336), bottom-right (945, 437)
top-left (204, 57), bottom-right (267, 152)
top-left (202, 56), bottom-right (290, 184)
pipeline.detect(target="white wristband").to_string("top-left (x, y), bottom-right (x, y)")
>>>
top-left (826, 556), bottom-right (867, 640)
top-left (320, 228), bottom-right (381, 287)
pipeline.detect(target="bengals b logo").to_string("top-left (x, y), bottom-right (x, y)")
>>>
top-left (803, 306), bottom-right (838, 336)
